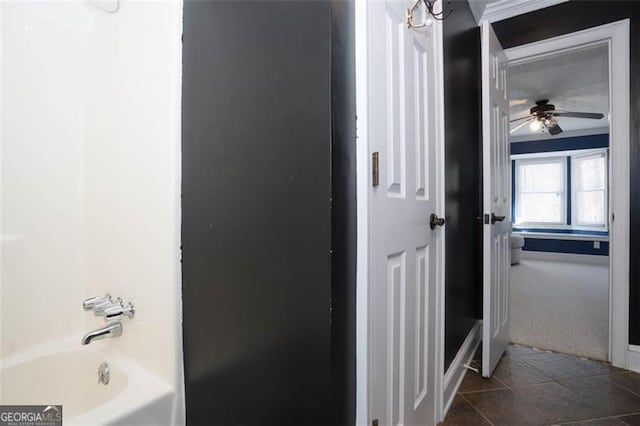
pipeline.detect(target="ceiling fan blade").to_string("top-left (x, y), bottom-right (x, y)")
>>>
top-left (510, 115), bottom-right (533, 123)
top-left (510, 118), bottom-right (533, 133)
top-left (546, 122), bottom-right (563, 136)
top-left (552, 111), bottom-right (605, 120)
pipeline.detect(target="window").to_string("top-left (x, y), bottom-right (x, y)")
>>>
top-left (512, 148), bottom-right (609, 231)
top-left (572, 152), bottom-right (608, 228)
top-left (515, 157), bottom-right (566, 225)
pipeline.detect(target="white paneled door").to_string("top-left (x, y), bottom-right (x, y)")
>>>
top-left (481, 21), bottom-right (511, 378)
top-left (367, 0), bottom-right (443, 424)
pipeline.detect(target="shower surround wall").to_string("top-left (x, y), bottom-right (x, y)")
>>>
top-left (0, 1), bottom-right (184, 421)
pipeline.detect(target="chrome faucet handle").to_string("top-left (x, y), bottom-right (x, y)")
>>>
top-left (93, 297), bottom-right (122, 316)
top-left (104, 301), bottom-right (135, 321)
top-left (83, 293), bottom-right (112, 311)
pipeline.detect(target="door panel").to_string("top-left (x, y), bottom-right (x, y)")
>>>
top-left (414, 245), bottom-right (430, 406)
top-left (367, 0), bottom-right (441, 423)
top-left (481, 21), bottom-right (511, 378)
top-left (385, 8), bottom-right (406, 198)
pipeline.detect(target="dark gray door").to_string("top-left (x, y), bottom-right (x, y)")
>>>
top-left (181, 1), bottom-right (332, 424)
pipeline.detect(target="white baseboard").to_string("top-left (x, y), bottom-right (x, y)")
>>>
top-left (442, 320), bottom-right (482, 419)
top-left (521, 250), bottom-right (609, 265)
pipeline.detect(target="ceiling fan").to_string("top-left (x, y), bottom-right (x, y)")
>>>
top-left (509, 99), bottom-right (605, 136)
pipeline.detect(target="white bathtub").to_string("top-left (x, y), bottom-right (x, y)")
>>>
top-left (0, 339), bottom-right (175, 425)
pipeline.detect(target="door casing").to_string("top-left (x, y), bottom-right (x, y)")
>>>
top-left (501, 19), bottom-right (630, 369)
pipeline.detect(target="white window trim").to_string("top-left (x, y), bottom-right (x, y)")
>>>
top-left (512, 148), bottom-right (610, 231)
top-left (571, 150), bottom-right (609, 229)
top-left (514, 156), bottom-right (567, 227)
top-left (514, 231), bottom-right (610, 242)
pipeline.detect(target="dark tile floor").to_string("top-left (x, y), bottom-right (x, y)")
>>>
top-left (440, 344), bottom-right (640, 425)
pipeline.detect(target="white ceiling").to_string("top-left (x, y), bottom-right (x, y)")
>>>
top-left (508, 44), bottom-right (609, 139)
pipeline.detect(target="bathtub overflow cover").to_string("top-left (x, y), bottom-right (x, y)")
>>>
top-left (98, 362), bottom-right (110, 385)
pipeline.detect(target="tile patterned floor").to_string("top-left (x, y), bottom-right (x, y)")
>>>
top-left (440, 344), bottom-right (640, 425)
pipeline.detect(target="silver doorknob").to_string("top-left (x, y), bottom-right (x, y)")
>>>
top-left (430, 213), bottom-right (445, 229)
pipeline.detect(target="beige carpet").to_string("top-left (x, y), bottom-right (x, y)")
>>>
top-left (509, 258), bottom-right (609, 361)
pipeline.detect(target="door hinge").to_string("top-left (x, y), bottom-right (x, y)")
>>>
top-left (372, 152), bottom-right (380, 187)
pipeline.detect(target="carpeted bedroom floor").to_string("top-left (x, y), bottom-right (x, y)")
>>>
top-left (509, 258), bottom-right (609, 361)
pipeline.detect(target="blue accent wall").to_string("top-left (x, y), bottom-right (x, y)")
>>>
top-left (522, 238), bottom-right (609, 256)
top-left (511, 133), bottom-right (608, 155)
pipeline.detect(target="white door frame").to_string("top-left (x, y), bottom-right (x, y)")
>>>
top-left (503, 19), bottom-right (630, 368)
top-left (354, 0), bottom-right (447, 422)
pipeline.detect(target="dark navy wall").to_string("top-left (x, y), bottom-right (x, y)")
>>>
top-left (181, 1), bottom-right (355, 423)
top-left (522, 238), bottom-right (609, 256)
top-left (443, 0), bottom-right (482, 371)
top-left (330, 0), bottom-right (357, 423)
top-left (511, 133), bottom-right (609, 155)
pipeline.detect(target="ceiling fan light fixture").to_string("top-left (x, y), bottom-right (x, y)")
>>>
top-left (513, 100), bottom-right (603, 137)
top-left (545, 116), bottom-right (558, 127)
top-left (529, 119), bottom-right (543, 131)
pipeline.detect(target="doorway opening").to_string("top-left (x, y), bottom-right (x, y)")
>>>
top-left (507, 44), bottom-right (611, 361)
top-left (482, 19), bottom-right (630, 372)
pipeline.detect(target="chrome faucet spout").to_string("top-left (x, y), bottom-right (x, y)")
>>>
top-left (81, 321), bottom-right (123, 345)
